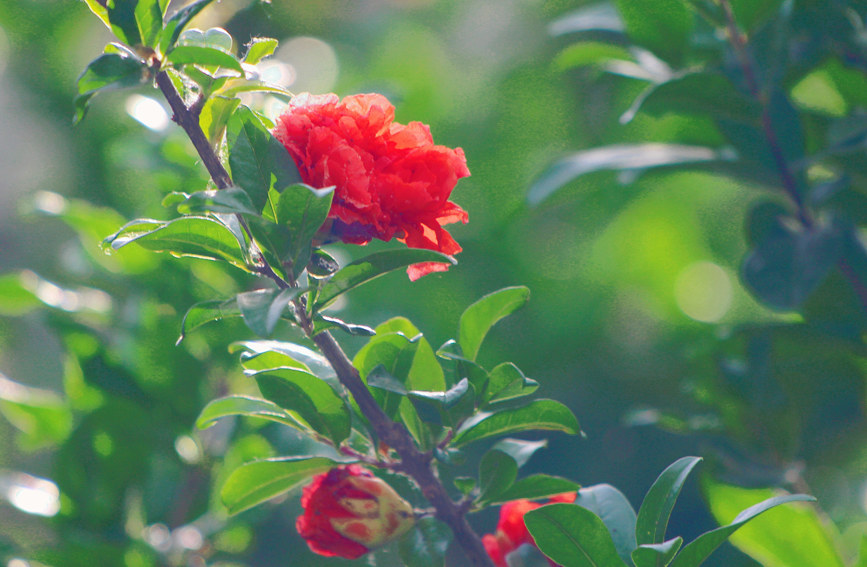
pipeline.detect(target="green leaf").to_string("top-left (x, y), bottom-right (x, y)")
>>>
top-left (742, 221), bottom-right (844, 310)
top-left (525, 503), bottom-right (628, 567)
top-left (103, 216), bottom-right (251, 272)
top-left (458, 286), bottom-right (530, 362)
top-left (177, 298), bottom-right (241, 344)
top-left (243, 37), bottom-right (279, 64)
top-left (200, 96), bottom-right (242, 144)
top-left (84, 0), bottom-right (140, 46)
top-left (220, 456), bottom-right (343, 515)
top-left (165, 45), bottom-right (244, 73)
top-left (627, 73), bottom-right (758, 124)
top-left (702, 480), bottom-right (843, 567)
top-left (575, 484), bottom-right (637, 565)
top-left (0, 374), bottom-right (72, 450)
top-left (173, 187), bottom-right (257, 215)
top-left (160, 0), bottom-right (214, 53)
top-left (451, 399), bottom-right (580, 447)
top-left (528, 144), bottom-right (724, 205)
top-left (313, 314), bottom-right (377, 337)
top-left (231, 340), bottom-right (334, 380)
top-left (216, 79), bottom-right (294, 99)
top-left (398, 518), bottom-right (451, 567)
top-left (251, 368), bottom-right (350, 444)
top-left (226, 105), bottom-right (302, 213)
top-left (134, 0), bottom-right (169, 48)
top-left (669, 493), bottom-right (818, 567)
top-left (636, 457), bottom-right (702, 548)
top-left (492, 474), bottom-right (581, 505)
top-left (355, 333), bottom-right (420, 419)
top-left (489, 438), bottom-right (548, 468)
top-left (484, 362), bottom-right (539, 405)
top-left (613, 0), bottom-right (692, 64)
top-left (273, 183), bottom-right (334, 272)
top-left (74, 48), bottom-right (148, 124)
top-left (0, 273), bottom-right (40, 316)
top-left (554, 41), bottom-right (634, 71)
top-left (315, 249), bottom-right (455, 310)
top-left (236, 287), bottom-right (302, 337)
top-left (477, 449), bottom-right (518, 504)
top-left (196, 395), bottom-right (311, 432)
top-left (375, 318), bottom-right (445, 392)
top-left (632, 538), bottom-right (683, 567)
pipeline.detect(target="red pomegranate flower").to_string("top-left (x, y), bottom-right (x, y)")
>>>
top-left (296, 465), bottom-right (415, 559)
top-left (482, 493), bottom-right (577, 567)
top-left (274, 92), bottom-right (470, 280)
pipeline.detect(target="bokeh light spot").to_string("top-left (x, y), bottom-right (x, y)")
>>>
top-left (125, 95), bottom-right (170, 131)
top-left (276, 36), bottom-right (338, 94)
top-left (674, 261), bottom-right (733, 322)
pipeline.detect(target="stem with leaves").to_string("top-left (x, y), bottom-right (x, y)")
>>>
top-left (155, 69), bottom-right (495, 567)
top-left (717, 0), bottom-right (867, 313)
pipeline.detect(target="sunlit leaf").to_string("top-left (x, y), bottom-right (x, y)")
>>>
top-left (458, 286), bottom-right (530, 362)
top-left (200, 96), bottom-right (242, 144)
top-left (196, 395), bottom-right (311, 432)
top-left (451, 399), bottom-right (580, 447)
top-left (702, 480), bottom-right (843, 567)
top-left (103, 216), bottom-right (252, 272)
top-left (315, 249), bottom-right (455, 310)
top-left (243, 37), bottom-right (279, 64)
top-left (177, 298), bottom-right (240, 344)
top-left (160, 0), bottom-right (214, 53)
top-left (172, 187), bottom-right (257, 215)
top-left (669, 493), bottom-right (817, 567)
top-left (165, 45), bottom-right (244, 73)
top-left (84, 0), bottom-right (140, 46)
top-left (220, 456), bottom-right (345, 515)
top-left (134, 0), bottom-right (169, 48)
top-left (273, 183), bottom-right (334, 273)
top-left (632, 538), bottom-right (683, 567)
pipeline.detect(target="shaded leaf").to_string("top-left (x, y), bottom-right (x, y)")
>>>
top-left (742, 221), bottom-right (843, 310)
top-left (493, 475), bottom-right (582, 505)
top-left (134, 0), bottom-right (169, 48)
top-left (273, 183), bottom-right (334, 273)
top-left (84, 0), bottom-right (140, 46)
top-left (528, 144), bottom-right (724, 205)
top-left (613, 0), bottom-right (692, 64)
top-left (489, 438), bottom-right (548, 468)
top-left (220, 456), bottom-right (345, 515)
top-left (636, 457), bottom-right (702, 547)
top-left (315, 249), bottom-right (455, 310)
top-left (398, 518), bottom-right (451, 567)
top-left (236, 287), bottom-right (302, 337)
top-left (575, 484), bottom-right (637, 565)
top-left (477, 449), bottom-right (518, 504)
top-left (313, 314), bottom-right (376, 337)
top-left (74, 48), bottom-right (148, 124)
top-left (451, 399), bottom-right (580, 447)
top-left (484, 362), bottom-right (539, 405)
top-left (251, 368), bottom-right (350, 444)
top-left (525, 503), bottom-right (628, 567)
top-left (458, 286), bottom-right (530, 362)
top-left (177, 298), bottom-right (240, 344)
top-left (226, 105), bottom-right (302, 213)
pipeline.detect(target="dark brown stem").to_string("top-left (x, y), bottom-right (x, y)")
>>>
top-left (718, 0), bottom-right (867, 314)
top-left (155, 66), bottom-right (495, 567)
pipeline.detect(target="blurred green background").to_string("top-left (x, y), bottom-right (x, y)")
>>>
top-left (1, 0), bottom-right (866, 566)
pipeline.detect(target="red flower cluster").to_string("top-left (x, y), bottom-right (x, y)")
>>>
top-left (274, 92), bottom-right (470, 280)
top-left (482, 493), bottom-right (577, 567)
top-left (296, 465), bottom-right (415, 559)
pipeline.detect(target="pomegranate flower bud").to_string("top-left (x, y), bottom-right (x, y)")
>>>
top-left (296, 465), bottom-right (415, 559)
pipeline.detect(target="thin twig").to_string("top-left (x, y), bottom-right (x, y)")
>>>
top-left (155, 67), bottom-right (495, 567)
top-left (717, 0), bottom-right (867, 314)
